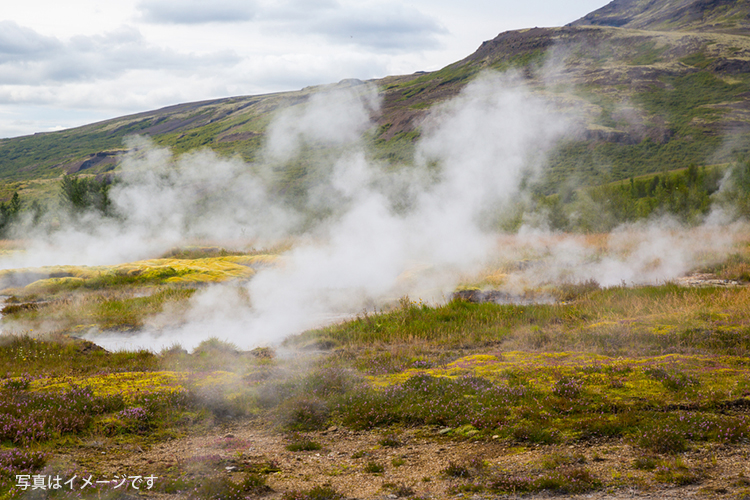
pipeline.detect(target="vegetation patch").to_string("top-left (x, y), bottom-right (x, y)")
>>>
top-left (1, 242), bottom-right (750, 497)
top-left (285, 433), bottom-right (323, 452)
top-left (282, 484), bottom-right (344, 500)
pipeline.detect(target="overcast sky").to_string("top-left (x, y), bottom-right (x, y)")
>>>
top-left (0, 0), bottom-right (609, 139)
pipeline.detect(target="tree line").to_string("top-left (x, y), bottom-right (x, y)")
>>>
top-left (1, 162), bottom-right (750, 238)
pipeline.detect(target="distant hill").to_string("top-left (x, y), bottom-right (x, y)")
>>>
top-left (570, 0), bottom-right (750, 34)
top-left (1, 0), bottom-right (750, 199)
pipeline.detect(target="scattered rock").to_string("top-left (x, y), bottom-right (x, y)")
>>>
top-left (1, 302), bottom-right (39, 315)
top-left (675, 273), bottom-right (744, 288)
top-left (451, 289), bottom-right (554, 305)
top-left (76, 340), bottom-right (108, 354)
top-left (250, 346), bottom-right (275, 358)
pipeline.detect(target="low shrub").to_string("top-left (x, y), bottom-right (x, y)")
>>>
top-left (633, 455), bottom-right (659, 471)
top-left (442, 461), bottom-right (471, 478)
top-left (337, 374), bottom-right (527, 430)
top-left (0, 384), bottom-right (125, 445)
top-left (512, 423), bottom-right (559, 444)
top-left (184, 472), bottom-right (270, 499)
top-left (653, 458), bottom-right (703, 485)
top-left (574, 413), bottom-right (630, 439)
top-left (364, 461), bottom-right (385, 474)
top-left (383, 481), bottom-right (415, 497)
top-left (189, 475), bottom-right (245, 500)
top-left (552, 376), bottom-right (584, 398)
top-left (637, 425), bottom-right (689, 454)
top-left (241, 473), bottom-right (272, 495)
top-left (285, 434), bottom-right (322, 452)
top-left (117, 406), bottom-right (152, 433)
top-left (279, 396), bottom-right (330, 431)
top-left (540, 451), bottom-right (586, 470)
top-left (379, 433), bottom-right (402, 448)
top-left (643, 367), bottom-right (699, 391)
top-left (488, 466), bottom-right (600, 494)
top-left (0, 448), bottom-right (48, 491)
top-left (282, 484), bottom-right (345, 500)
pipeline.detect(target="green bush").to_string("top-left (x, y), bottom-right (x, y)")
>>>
top-left (285, 433), bottom-right (322, 452)
top-left (280, 396), bottom-right (330, 431)
top-left (378, 433), bottom-right (402, 447)
top-left (364, 461), bottom-right (385, 474)
top-left (282, 484), bottom-right (344, 500)
top-left (637, 426), bottom-right (689, 454)
top-left (442, 461), bottom-right (471, 478)
top-left (488, 466), bottom-right (600, 494)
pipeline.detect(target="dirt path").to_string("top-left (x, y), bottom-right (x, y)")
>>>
top-left (58, 421), bottom-right (750, 499)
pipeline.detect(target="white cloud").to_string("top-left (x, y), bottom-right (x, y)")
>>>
top-left (308, 6), bottom-right (446, 51)
top-left (0, 24), bottom-right (240, 88)
top-left (0, 21), bottom-right (61, 62)
top-left (258, 2), bottom-right (447, 52)
top-left (137, 0), bottom-right (258, 24)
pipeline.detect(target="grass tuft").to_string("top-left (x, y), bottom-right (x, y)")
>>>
top-left (282, 484), bottom-right (344, 500)
top-left (285, 433), bottom-right (322, 452)
top-left (364, 461), bottom-right (385, 474)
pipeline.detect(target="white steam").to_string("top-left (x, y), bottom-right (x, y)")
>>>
top-left (0, 71), bottom-right (742, 350)
top-left (136, 73), bottom-right (574, 349)
top-left (506, 218), bottom-right (739, 290)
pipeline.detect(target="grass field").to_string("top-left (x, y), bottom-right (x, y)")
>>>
top-left (1, 236), bottom-right (750, 499)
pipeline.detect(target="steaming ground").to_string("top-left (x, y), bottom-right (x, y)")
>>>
top-left (0, 71), bottom-right (744, 351)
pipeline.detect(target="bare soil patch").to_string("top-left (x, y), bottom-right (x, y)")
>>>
top-left (62, 420), bottom-right (750, 499)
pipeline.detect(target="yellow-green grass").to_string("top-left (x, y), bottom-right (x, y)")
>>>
top-left (0, 253), bottom-right (280, 333)
top-left (0, 334), bottom-right (279, 379)
top-left (330, 348), bottom-right (750, 448)
top-left (284, 277), bottom-right (750, 446)
top-left (1, 287), bottom-right (197, 332)
top-left (25, 369), bottom-right (253, 415)
top-left (367, 351), bottom-right (750, 407)
top-left (0, 254), bottom-right (279, 295)
top-left (0, 237), bottom-right (749, 498)
top-left (0, 336), bottom-right (274, 484)
top-left (294, 284), bottom-right (750, 358)
top-left (0, 334), bottom-right (160, 376)
top-left (30, 371), bottom-right (191, 403)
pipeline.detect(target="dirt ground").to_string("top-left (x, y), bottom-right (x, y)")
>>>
top-left (53, 420), bottom-right (750, 499)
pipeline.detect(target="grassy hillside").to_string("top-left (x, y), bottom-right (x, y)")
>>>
top-left (0, 7), bottom-right (749, 205)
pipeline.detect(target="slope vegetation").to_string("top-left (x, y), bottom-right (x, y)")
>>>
top-left (1, 0), bottom-right (749, 198)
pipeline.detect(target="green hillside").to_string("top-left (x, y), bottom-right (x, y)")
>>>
top-left (1, 0), bottom-right (749, 207)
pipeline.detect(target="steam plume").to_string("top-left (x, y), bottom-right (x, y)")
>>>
top-left (0, 72), bottom-right (742, 350)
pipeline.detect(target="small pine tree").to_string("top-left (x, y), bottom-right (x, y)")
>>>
top-left (60, 174), bottom-right (113, 215)
top-left (0, 191), bottom-right (21, 237)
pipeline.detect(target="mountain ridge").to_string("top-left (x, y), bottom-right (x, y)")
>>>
top-left (570, 0), bottom-right (750, 34)
top-left (1, 0), bottom-right (750, 198)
